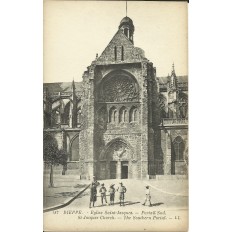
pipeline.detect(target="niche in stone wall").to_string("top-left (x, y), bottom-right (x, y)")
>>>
top-left (119, 106), bottom-right (127, 123)
top-left (129, 106), bottom-right (138, 122)
top-left (109, 106), bottom-right (117, 123)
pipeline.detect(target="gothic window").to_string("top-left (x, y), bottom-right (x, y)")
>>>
top-left (124, 28), bottom-right (129, 37)
top-left (61, 102), bottom-right (70, 124)
top-left (179, 105), bottom-right (187, 118)
top-left (114, 110), bottom-right (118, 122)
top-left (99, 73), bottom-right (139, 102)
top-left (173, 136), bottom-right (184, 161)
top-left (109, 107), bottom-right (117, 123)
top-left (129, 106), bottom-right (138, 122)
top-left (121, 46), bottom-right (124, 61)
top-left (134, 109), bottom-right (137, 121)
top-left (129, 29), bottom-right (132, 40)
top-left (119, 106), bottom-right (127, 123)
top-left (178, 93), bottom-right (188, 118)
top-left (114, 46), bottom-right (117, 61)
top-left (124, 110), bottom-right (127, 122)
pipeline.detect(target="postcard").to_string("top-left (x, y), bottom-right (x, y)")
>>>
top-left (43, 1), bottom-right (188, 231)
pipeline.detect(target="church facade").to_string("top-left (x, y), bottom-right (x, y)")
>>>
top-left (43, 17), bottom-right (188, 180)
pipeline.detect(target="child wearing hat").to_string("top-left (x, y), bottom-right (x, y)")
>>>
top-left (99, 183), bottom-right (108, 205)
top-left (108, 184), bottom-right (115, 205)
top-left (117, 182), bottom-right (127, 206)
top-left (89, 182), bottom-right (97, 208)
top-left (142, 186), bottom-right (152, 207)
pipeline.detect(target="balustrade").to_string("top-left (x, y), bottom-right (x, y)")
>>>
top-left (162, 118), bottom-right (188, 125)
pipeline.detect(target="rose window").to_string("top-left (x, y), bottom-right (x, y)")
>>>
top-left (99, 75), bottom-right (139, 102)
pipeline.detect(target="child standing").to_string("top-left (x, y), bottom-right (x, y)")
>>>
top-left (142, 186), bottom-right (152, 207)
top-left (117, 182), bottom-right (127, 206)
top-left (99, 183), bottom-right (108, 205)
top-left (109, 184), bottom-right (115, 205)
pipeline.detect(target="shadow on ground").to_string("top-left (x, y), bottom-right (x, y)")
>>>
top-left (93, 201), bottom-right (141, 208)
top-left (149, 202), bottom-right (164, 207)
top-left (76, 192), bottom-right (89, 199)
top-left (73, 184), bottom-right (88, 188)
top-left (45, 191), bottom-right (80, 198)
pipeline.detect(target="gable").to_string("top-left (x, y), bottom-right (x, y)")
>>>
top-left (96, 30), bottom-right (146, 65)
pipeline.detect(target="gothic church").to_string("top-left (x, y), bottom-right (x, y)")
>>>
top-left (43, 17), bottom-right (188, 179)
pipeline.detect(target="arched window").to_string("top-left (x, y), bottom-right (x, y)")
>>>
top-left (129, 106), bottom-right (138, 122)
top-left (114, 110), bottom-right (117, 122)
top-left (119, 106), bottom-right (127, 123)
top-left (109, 107), bottom-right (117, 123)
top-left (121, 46), bottom-right (124, 61)
top-left (178, 93), bottom-right (188, 118)
top-left (129, 29), bottom-right (132, 40)
top-left (124, 110), bottom-right (127, 122)
top-left (62, 102), bottom-right (70, 124)
top-left (173, 136), bottom-right (185, 161)
top-left (114, 46), bottom-right (117, 61)
top-left (134, 109), bottom-right (137, 121)
top-left (124, 28), bottom-right (129, 38)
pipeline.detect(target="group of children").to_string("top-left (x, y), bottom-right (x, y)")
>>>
top-left (89, 181), bottom-right (127, 208)
top-left (89, 177), bottom-right (152, 208)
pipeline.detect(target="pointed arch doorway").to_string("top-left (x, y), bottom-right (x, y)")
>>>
top-left (98, 139), bottom-right (134, 180)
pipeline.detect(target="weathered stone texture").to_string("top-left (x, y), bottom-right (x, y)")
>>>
top-left (43, 17), bottom-right (188, 179)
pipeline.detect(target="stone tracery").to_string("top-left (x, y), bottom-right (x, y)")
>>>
top-left (178, 92), bottom-right (188, 118)
top-left (98, 74), bottom-right (139, 102)
top-left (100, 140), bottom-right (133, 161)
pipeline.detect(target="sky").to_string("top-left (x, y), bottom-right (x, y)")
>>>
top-left (44, 0), bottom-right (188, 83)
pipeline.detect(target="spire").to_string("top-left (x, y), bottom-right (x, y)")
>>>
top-left (167, 63), bottom-right (177, 90)
top-left (70, 78), bottom-right (77, 128)
top-left (126, 1), bottom-right (127, 17)
top-left (72, 78), bottom-right (76, 92)
top-left (171, 63), bottom-right (176, 76)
